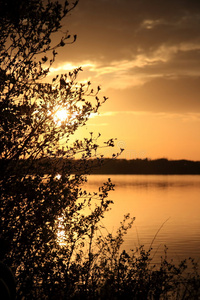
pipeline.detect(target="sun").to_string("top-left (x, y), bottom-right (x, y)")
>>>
top-left (53, 108), bottom-right (69, 125)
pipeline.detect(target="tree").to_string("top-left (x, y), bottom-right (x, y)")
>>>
top-left (0, 0), bottom-right (123, 298)
top-left (2, 2), bottom-right (200, 299)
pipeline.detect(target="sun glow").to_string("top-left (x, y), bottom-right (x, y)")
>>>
top-left (57, 216), bottom-right (66, 246)
top-left (55, 173), bottom-right (61, 180)
top-left (53, 108), bottom-right (70, 125)
top-left (56, 215), bottom-right (79, 247)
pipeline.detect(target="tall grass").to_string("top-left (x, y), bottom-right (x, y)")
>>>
top-left (57, 214), bottom-right (200, 300)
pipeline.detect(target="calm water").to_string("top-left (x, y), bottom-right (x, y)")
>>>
top-left (84, 175), bottom-right (200, 265)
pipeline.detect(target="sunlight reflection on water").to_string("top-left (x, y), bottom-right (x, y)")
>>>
top-left (84, 174), bottom-right (200, 265)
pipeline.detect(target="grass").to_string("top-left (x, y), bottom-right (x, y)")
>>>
top-left (56, 215), bottom-right (200, 300)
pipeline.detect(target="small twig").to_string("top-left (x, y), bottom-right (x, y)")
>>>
top-left (149, 217), bottom-right (170, 251)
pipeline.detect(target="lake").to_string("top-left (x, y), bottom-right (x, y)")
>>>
top-left (84, 174), bottom-right (200, 266)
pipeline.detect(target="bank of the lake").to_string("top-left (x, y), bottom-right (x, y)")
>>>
top-left (6, 158), bottom-right (200, 176)
top-left (90, 158), bottom-right (200, 174)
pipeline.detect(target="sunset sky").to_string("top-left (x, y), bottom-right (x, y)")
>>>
top-left (50, 0), bottom-right (200, 160)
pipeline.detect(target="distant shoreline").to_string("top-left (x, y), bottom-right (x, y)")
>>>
top-left (3, 158), bottom-right (200, 175)
top-left (89, 158), bottom-right (200, 175)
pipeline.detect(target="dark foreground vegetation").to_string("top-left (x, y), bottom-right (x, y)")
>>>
top-left (0, 0), bottom-right (200, 299)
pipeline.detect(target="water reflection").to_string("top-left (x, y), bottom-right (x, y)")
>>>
top-left (84, 175), bottom-right (200, 264)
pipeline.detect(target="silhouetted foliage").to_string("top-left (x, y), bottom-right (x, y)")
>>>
top-left (0, 0), bottom-right (121, 298)
top-left (1, 1), bottom-right (200, 299)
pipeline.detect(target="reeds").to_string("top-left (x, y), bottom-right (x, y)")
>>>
top-left (59, 215), bottom-right (200, 299)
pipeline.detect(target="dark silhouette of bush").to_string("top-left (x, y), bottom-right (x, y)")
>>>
top-left (1, 1), bottom-right (200, 299)
top-left (0, 262), bottom-right (16, 300)
top-left (0, 0), bottom-right (121, 298)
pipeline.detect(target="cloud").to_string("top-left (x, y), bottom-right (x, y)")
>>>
top-left (97, 110), bottom-right (200, 122)
top-left (50, 36), bottom-right (200, 91)
top-left (87, 122), bottom-right (109, 127)
top-left (47, 0), bottom-right (200, 116)
top-left (61, 0), bottom-right (200, 63)
top-left (140, 19), bottom-right (165, 30)
top-left (105, 76), bottom-right (200, 113)
top-left (49, 62), bottom-right (95, 74)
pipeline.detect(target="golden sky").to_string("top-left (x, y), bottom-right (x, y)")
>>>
top-left (50, 0), bottom-right (200, 160)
